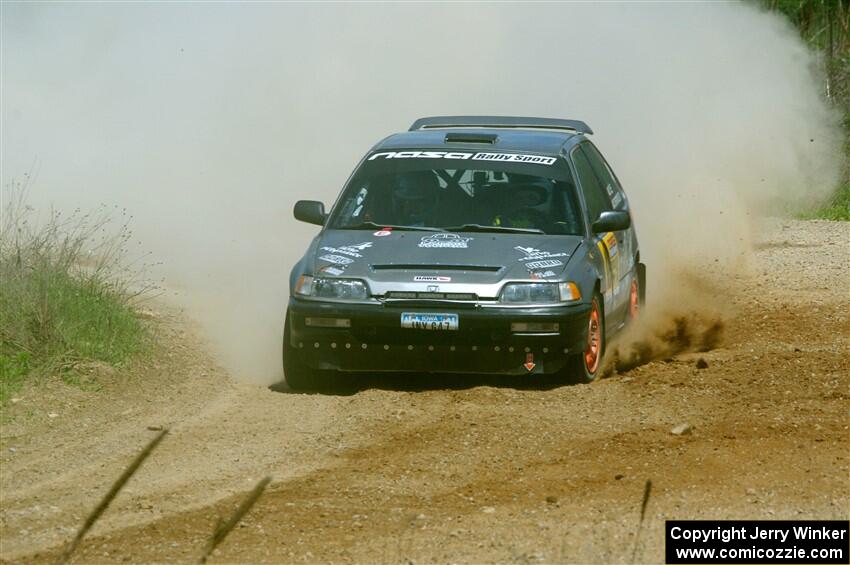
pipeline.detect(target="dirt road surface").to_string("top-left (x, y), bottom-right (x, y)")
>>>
top-left (1, 219), bottom-right (847, 564)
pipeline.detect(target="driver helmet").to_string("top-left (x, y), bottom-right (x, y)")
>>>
top-left (392, 170), bottom-right (439, 226)
top-left (494, 183), bottom-right (549, 228)
top-left (514, 184), bottom-right (548, 208)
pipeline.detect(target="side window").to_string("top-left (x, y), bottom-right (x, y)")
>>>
top-left (571, 146), bottom-right (611, 222)
top-left (581, 143), bottom-right (626, 210)
top-left (556, 180), bottom-right (583, 235)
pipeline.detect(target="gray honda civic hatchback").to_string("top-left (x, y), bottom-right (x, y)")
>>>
top-left (285, 116), bottom-right (645, 389)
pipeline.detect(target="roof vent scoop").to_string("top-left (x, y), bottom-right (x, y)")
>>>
top-left (444, 132), bottom-right (498, 144)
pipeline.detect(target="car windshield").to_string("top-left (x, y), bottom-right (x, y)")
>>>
top-left (328, 153), bottom-right (583, 235)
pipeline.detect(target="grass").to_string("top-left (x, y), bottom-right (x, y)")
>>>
top-left (799, 181), bottom-right (850, 220)
top-left (0, 178), bottom-right (154, 404)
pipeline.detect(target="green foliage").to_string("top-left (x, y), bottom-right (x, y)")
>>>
top-left (0, 181), bottom-right (152, 403)
top-left (0, 352), bottom-right (31, 403)
top-left (759, 0), bottom-right (850, 220)
top-left (773, 0), bottom-right (849, 125)
top-left (798, 181), bottom-right (850, 219)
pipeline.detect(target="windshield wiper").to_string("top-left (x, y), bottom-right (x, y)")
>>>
top-left (341, 221), bottom-right (446, 232)
top-left (443, 224), bottom-right (545, 235)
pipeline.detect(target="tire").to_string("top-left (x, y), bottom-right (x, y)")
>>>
top-left (282, 312), bottom-right (329, 391)
top-left (629, 257), bottom-right (646, 322)
top-left (628, 270), bottom-right (640, 322)
top-left (566, 292), bottom-right (605, 384)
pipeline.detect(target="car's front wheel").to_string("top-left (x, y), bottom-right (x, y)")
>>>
top-left (565, 293), bottom-right (605, 384)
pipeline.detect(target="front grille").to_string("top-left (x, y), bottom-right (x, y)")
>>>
top-left (357, 326), bottom-right (510, 346)
top-left (385, 291), bottom-right (478, 301)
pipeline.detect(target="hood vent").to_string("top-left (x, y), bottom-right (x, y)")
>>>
top-left (444, 132), bottom-right (498, 144)
top-left (371, 263), bottom-right (503, 273)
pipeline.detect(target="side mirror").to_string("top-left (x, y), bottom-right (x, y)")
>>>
top-left (294, 200), bottom-right (326, 226)
top-left (591, 210), bottom-right (631, 233)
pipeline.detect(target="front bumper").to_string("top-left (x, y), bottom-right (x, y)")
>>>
top-left (287, 298), bottom-right (590, 375)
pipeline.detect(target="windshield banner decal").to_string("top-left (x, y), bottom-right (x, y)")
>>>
top-left (471, 152), bottom-right (556, 165)
top-left (368, 151), bottom-right (556, 166)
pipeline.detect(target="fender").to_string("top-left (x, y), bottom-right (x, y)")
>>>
top-left (565, 241), bottom-right (604, 308)
top-left (288, 237), bottom-right (322, 292)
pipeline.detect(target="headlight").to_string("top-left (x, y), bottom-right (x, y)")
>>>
top-left (499, 282), bottom-right (581, 304)
top-left (295, 275), bottom-right (369, 300)
top-left (295, 275), bottom-right (314, 296)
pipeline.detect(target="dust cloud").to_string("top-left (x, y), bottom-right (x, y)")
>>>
top-left (2, 3), bottom-right (843, 383)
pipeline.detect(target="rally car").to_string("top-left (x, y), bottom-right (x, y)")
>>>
top-left (284, 116), bottom-right (644, 389)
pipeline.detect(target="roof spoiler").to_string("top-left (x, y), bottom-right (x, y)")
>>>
top-left (408, 115), bottom-right (593, 135)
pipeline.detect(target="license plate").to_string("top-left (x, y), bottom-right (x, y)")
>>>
top-left (401, 312), bottom-right (459, 331)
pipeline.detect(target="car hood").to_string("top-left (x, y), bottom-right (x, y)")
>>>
top-left (311, 229), bottom-right (582, 298)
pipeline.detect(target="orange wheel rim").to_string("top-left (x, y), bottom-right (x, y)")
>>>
top-left (629, 279), bottom-right (639, 319)
top-left (584, 301), bottom-right (601, 374)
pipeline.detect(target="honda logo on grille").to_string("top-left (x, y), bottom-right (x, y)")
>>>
top-left (427, 285), bottom-right (439, 293)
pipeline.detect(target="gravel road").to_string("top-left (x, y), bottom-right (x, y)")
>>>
top-left (1, 219), bottom-right (847, 564)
